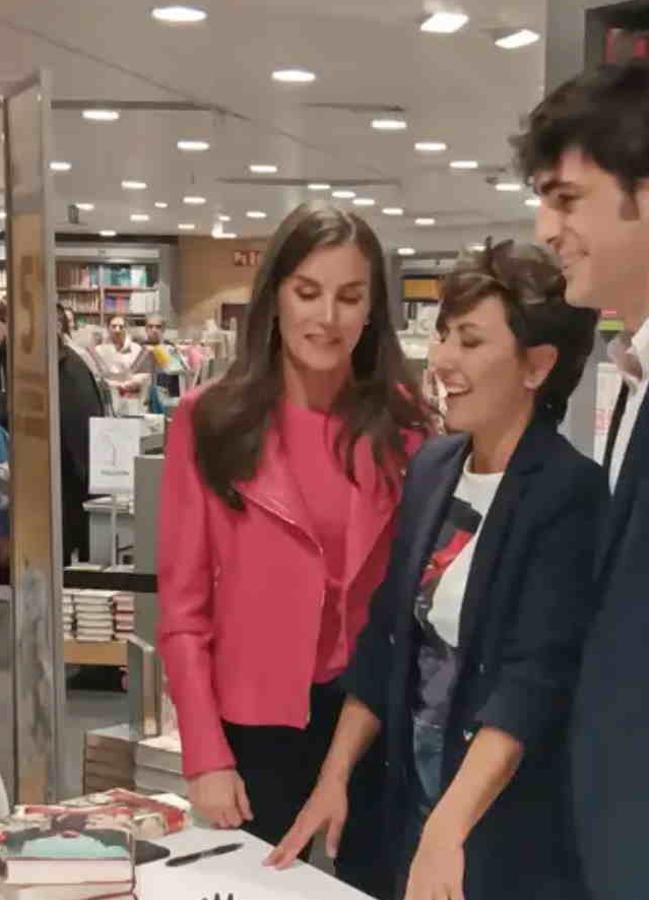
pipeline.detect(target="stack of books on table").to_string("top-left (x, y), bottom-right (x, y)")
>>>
top-left (74, 591), bottom-right (116, 643)
top-left (83, 724), bottom-right (137, 794)
top-left (0, 802), bottom-right (135, 899)
top-left (61, 591), bottom-right (75, 640)
top-left (61, 789), bottom-right (191, 841)
top-left (112, 593), bottom-right (135, 641)
top-left (134, 733), bottom-right (185, 797)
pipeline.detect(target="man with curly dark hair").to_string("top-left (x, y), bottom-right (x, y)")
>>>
top-left (514, 58), bottom-right (649, 900)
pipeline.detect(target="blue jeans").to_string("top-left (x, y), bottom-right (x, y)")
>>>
top-left (394, 720), bottom-right (444, 900)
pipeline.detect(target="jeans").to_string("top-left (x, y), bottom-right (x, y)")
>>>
top-left (394, 719), bottom-right (444, 900)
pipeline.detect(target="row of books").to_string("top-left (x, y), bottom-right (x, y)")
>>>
top-left (62, 590), bottom-right (134, 643)
top-left (0, 788), bottom-right (191, 899)
top-left (56, 263), bottom-right (100, 289)
top-left (103, 291), bottom-right (160, 315)
top-left (58, 294), bottom-right (101, 314)
top-left (56, 264), bottom-right (155, 290)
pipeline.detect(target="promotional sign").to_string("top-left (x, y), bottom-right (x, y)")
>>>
top-left (89, 418), bottom-right (141, 496)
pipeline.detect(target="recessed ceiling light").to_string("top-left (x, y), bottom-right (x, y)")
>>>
top-left (372, 118), bottom-right (408, 131)
top-left (178, 223), bottom-right (196, 230)
top-left (450, 160), bottom-right (479, 169)
top-left (0, 212), bottom-right (6, 220)
top-left (469, 243), bottom-right (486, 252)
top-left (272, 68), bottom-right (316, 84)
top-left (99, 230), bottom-right (117, 237)
top-left (308, 183), bottom-right (331, 191)
top-left (415, 217), bottom-right (436, 226)
top-left (83, 109), bottom-right (120, 122)
top-left (382, 207), bottom-right (404, 216)
top-left (420, 12), bottom-right (469, 34)
top-left (353, 197), bottom-right (376, 207)
top-left (246, 210), bottom-right (267, 219)
top-left (249, 164), bottom-right (278, 174)
top-left (75, 202), bottom-right (95, 211)
top-left (130, 213), bottom-right (150, 222)
top-left (495, 181), bottom-right (523, 192)
top-left (415, 141), bottom-right (448, 153)
top-left (122, 180), bottom-right (147, 190)
top-left (398, 247), bottom-right (416, 257)
top-left (218, 214), bottom-right (231, 222)
top-left (151, 6), bottom-right (207, 24)
top-left (525, 196), bottom-right (541, 208)
top-left (183, 195), bottom-right (207, 205)
top-left (154, 201), bottom-right (169, 209)
top-left (332, 190), bottom-right (356, 199)
top-left (177, 139), bottom-right (210, 152)
top-left (495, 28), bottom-right (540, 50)
top-left (50, 161), bottom-right (72, 172)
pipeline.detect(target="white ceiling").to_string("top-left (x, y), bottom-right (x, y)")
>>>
top-left (0, 0), bottom-right (547, 250)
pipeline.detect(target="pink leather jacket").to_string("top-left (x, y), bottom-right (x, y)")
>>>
top-left (157, 389), bottom-right (425, 777)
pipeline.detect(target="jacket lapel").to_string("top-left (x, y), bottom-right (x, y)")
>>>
top-left (237, 425), bottom-right (319, 549)
top-left (596, 387), bottom-right (649, 582)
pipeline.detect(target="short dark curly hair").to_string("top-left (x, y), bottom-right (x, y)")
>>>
top-left (512, 59), bottom-right (649, 193)
top-left (438, 240), bottom-right (598, 423)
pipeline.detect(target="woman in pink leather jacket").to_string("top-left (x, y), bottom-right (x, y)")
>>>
top-left (157, 203), bottom-right (430, 897)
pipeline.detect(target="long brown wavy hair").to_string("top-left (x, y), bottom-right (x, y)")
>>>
top-left (192, 203), bottom-right (430, 508)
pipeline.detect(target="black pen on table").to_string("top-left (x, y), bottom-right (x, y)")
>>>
top-left (166, 841), bottom-right (243, 867)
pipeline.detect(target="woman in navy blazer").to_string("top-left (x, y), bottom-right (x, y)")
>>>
top-left (268, 240), bottom-right (607, 900)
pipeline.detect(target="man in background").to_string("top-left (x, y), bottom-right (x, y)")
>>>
top-left (515, 59), bottom-right (649, 900)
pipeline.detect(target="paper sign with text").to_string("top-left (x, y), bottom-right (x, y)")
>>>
top-left (90, 417), bottom-right (141, 495)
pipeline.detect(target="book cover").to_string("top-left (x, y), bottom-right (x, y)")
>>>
top-left (61, 790), bottom-right (190, 840)
top-left (0, 805), bottom-right (134, 887)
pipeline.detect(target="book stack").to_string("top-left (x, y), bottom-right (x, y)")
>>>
top-left (83, 724), bottom-right (137, 795)
top-left (134, 733), bottom-right (185, 797)
top-left (0, 802), bottom-right (135, 899)
top-left (112, 594), bottom-right (135, 641)
top-left (74, 591), bottom-right (116, 643)
top-left (61, 590), bottom-right (75, 641)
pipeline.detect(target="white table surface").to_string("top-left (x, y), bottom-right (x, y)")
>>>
top-left (137, 827), bottom-right (373, 900)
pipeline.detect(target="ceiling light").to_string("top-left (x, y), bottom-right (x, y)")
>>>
top-left (420, 12), bottom-right (469, 34)
top-left (495, 29), bottom-right (540, 50)
top-left (151, 6), bottom-right (207, 24)
top-left (83, 109), bottom-right (120, 122)
top-left (220, 232), bottom-right (238, 239)
top-left (246, 210), bottom-right (267, 219)
top-left (130, 213), bottom-right (150, 222)
top-left (415, 141), bottom-right (447, 153)
top-left (99, 230), bottom-right (117, 237)
top-left (353, 197), bottom-right (376, 207)
top-left (450, 160), bottom-right (479, 169)
top-left (525, 196), bottom-right (541, 208)
top-left (382, 207), bottom-right (404, 216)
top-left (183, 195), bottom-right (206, 205)
top-left (122, 180), bottom-right (147, 190)
top-left (154, 201), bottom-right (169, 209)
top-left (495, 181), bottom-right (523, 192)
top-left (50, 161), bottom-right (72, 172)
top-left (177, 139), bottom-right (210, 152)
top-left (372, 118), bottom-right (408, 131)
top-left (178, 223), bottom-right (196, 230)
top-left (75, 202), bottom-right (95, 211)
top-left (308, 183), bottom-right (331, 191)
top-left (415, 217), bottom-right (436, 226)
top-left (249, 164), bottom-right (278, 174)
top-left (398, 247), bottom-right (416, 257)
top-left (332, 190), bottom-right (356, 199)
top-left (469, 243), bottom-right (486, 252)
top-left (218, 214), bottom-right (231, 222)
top-left (213, 227), bottom-right (238, 238)
top-left (272, 68), bottom-right (317, 84)
top-left (0, 212), bottom-right (6, 220)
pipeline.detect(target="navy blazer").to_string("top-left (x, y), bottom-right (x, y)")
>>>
top-left (571, 386), bottom-right (649, 900)
top-left (342, 417), bottom-right (607, 900)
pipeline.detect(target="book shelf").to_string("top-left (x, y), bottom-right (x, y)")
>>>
top-left (57, 260), bottom-right (161, 326)
top-left (64, 639), bottom-right (128, 667)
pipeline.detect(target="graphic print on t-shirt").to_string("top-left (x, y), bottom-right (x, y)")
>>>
top-left (414, 496), bottom-right (483, 728)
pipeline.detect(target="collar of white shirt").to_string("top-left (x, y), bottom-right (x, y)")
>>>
top-left (608, 315), bottom-right (649, 393)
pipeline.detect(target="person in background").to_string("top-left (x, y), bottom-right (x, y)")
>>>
top-left (514, 58), bottom-right (649, 900)
top-left (144, 314), bottom-right (168, 346)
top-left (158, 203), bottom-right (431, 898)
top-left (57, 305), bottom-right (105, 564)
top-left (94, 314), bottom-right (148, 397)
top-left (269, 240), bottom-right (605, 900)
